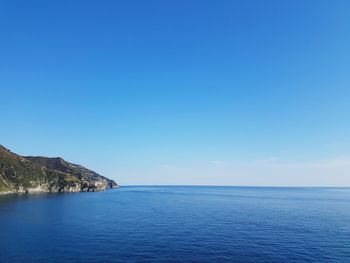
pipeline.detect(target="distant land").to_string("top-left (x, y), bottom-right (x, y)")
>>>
top-left (0, 145), bottom-right (118, 194)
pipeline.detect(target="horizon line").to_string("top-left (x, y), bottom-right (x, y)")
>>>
top-left (119, 184), bottom-right (350, 188)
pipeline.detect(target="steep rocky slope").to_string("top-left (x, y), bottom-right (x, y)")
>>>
top-left (0, 145), bottom-right (118, 194)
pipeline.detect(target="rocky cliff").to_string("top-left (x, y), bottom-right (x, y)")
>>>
top-left (0, 145), bottom-right (118, 194)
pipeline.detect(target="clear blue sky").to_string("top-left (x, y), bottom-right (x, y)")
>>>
top-left (1, 0), bottom-right (350, 186)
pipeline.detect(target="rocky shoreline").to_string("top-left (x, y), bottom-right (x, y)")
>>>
top-left (0, 187), bottom-right (118, 196)
top-left (0, 183), bottom-right (118, 195)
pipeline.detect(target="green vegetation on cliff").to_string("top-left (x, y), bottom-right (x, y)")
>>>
top-left (0, 145), bottom-right (118, 194)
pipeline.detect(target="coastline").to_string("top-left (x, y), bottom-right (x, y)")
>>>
top-left (0, 186), bottom-right (118, 196)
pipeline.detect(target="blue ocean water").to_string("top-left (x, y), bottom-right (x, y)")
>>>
top-left (0, 186), bottom-right (350, 263)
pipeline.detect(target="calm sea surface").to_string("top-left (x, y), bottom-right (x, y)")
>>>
top-left (0, 186), bottom-right (350, 263)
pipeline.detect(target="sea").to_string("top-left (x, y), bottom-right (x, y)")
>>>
top-left (0, 186), bottom-right (349, 263)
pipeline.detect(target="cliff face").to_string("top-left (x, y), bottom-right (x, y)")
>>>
top-left (0, 145), bottom-right (118, 194)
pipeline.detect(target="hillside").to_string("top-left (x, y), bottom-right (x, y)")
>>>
top-left (0, 145), bottom-right (117, 194)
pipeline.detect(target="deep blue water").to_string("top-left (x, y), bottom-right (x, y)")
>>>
top-left (0, 186), bottom-right (350, 263)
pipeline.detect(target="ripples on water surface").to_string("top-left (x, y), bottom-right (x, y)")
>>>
top-left (0, 186), bottom-right (350, 262)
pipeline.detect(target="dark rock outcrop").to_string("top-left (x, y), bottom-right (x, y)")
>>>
top-left (0, 145), bottom-right (118, 194)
